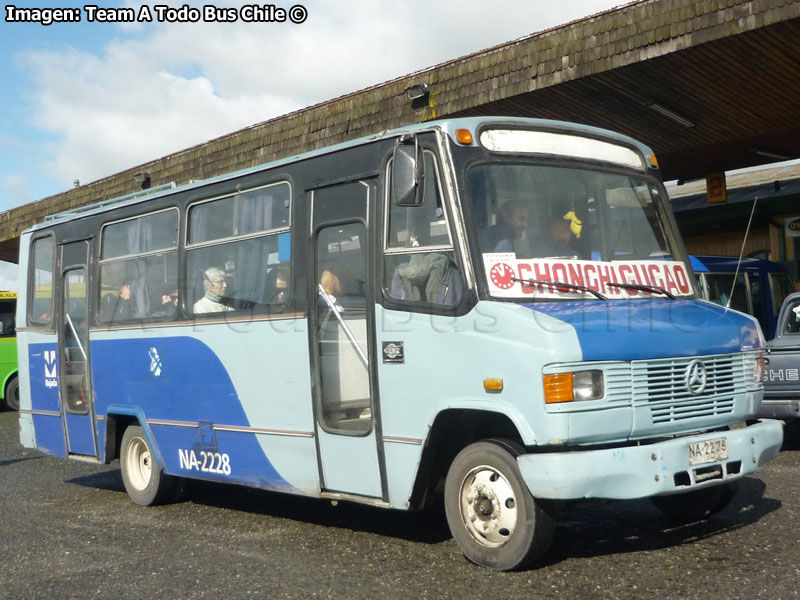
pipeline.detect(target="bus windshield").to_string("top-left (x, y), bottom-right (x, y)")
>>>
top-left (467, 162), bottom-right (693, 300)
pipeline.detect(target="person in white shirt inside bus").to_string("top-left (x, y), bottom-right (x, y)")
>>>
top-left (193, 267), bottom-right (234, 314)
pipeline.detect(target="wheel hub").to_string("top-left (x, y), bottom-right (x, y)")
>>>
top-left (460, 466), bottom-right (519, 547)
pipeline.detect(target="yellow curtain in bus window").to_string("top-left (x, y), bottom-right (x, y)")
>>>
top-left (706, 172), bottom-right (727, 203)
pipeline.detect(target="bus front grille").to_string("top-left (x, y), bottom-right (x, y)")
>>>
top-left (631, 354), bottom-right (744, 424)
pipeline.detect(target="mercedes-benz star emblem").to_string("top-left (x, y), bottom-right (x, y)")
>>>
top-left (684, 359), bottom-right (708, 395)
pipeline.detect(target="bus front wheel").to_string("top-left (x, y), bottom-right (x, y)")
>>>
top-left (120, 425), bottom-right (181, 506)
top-left (3, 376), bottom-right (19, 411)
top-left (444, 440), bottom-right (556, 571)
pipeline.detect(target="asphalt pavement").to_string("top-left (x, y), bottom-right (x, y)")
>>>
top-left (2, 410), bottom-right (799, 600)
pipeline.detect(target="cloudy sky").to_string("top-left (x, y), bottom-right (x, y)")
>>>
top-left (0, 0), bottom-right (627, 288)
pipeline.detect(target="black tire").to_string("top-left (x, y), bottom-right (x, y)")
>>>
top-left (3, 376), bottom-right (19, 411)
top-left (120, 425), bottom-right (181, 506)
top-left (650, 482), bottom-right (739, 522)
top-left (444, 440), bottom-right (556, 571)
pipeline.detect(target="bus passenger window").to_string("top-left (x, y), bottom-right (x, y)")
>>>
top-left (29, 237), bottom-right (54, 326)
top-left (0, 299), bottom-right (15, 336)
top-left (99, 251), bottom-right (178, 324)
top-left (99, 209), bottom-right (179, 324)
top-left (185, 235), bottom-right (290, 316)
top-left (186, 183), bottom-right (292, 317)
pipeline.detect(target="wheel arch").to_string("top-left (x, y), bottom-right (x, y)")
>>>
top-left (407, 408), bottom-right (526, 510)
top-left (1, 369), bottom-right (18, 399)
top-left (103, 407), bottom-right (164, 469)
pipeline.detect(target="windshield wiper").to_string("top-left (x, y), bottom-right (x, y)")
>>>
top-left (606, 282), bottom-right (675, 299)
top-left (512, 278), bottom-right (608, 301)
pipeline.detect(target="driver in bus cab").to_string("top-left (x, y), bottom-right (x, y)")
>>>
top-left (485, 199), bottom-right (533, 257)
top-left (193, 267), bottom-right (234, 314)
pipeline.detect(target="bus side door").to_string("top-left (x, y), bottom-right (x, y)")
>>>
top-left (58, 240), bottom-right (98, 458)
top-left (309, 179), bottom-right (385, 500)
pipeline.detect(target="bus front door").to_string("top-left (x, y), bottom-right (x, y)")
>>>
top-left (310, 181), bottom-right (385, 500)
top-left (58, 241), bottom-right (98, 458)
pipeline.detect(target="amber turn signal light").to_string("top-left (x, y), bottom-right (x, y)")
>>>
top-left (456, 129), bottom-right (474, 145)
top-left (543, 373), bottom-right (574, 404)
top-left (483, 378), bottom-right (504, 392)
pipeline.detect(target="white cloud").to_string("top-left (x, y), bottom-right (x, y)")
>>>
top-left (0, 261), bottom-right (19, 292)
top-left (0, 174), bottom-right (32, 210)
top-left (18, 0), bottom-right (625, 192)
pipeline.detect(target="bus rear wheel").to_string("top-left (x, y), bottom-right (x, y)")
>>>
top-left (120, 425), bottom-right (181, 506)
top-left (444, 440), bottom-right (556, 571)
top-left (3, 376), bottom-right (19, 411)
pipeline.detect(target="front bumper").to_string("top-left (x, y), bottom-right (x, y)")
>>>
top-left (517, 419), bottom-right (783, 500)
top-left (757, 399), bottom-right (800, 420)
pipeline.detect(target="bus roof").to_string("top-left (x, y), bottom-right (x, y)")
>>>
top-left (25, 116), bottom-right (655, 233)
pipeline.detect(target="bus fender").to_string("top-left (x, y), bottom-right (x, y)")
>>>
top-left (406, 401), bottom-right (532, 510)
top-left (104, 405), bottom-right (166, 471)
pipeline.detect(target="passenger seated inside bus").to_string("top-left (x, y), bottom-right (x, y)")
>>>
top-left (318, 269), bottom-right (344, 320)
top-left (193, 267), bottom-right (234, 314)
top-left (533, 215), bottom-right (580, 258)
top-left (389, 253), bottom-right (462, 307)
top-left (151, 285), bottom-right (178, 318)
top-left (101, 281), bottom-right (133, 323)
top-left (317, 266), bottom-right (371, 426)
top-left (264, 266), bottom-right (291, 314)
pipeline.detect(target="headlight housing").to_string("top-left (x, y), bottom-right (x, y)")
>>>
top-left (544, 370), bottom-right (604, 404)
top-left (753, 353), bottom-right (766, 386)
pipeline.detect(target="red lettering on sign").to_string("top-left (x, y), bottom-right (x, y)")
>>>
top-left (663, 267), bottom-right (678, 295)
top-left (552, 263), bottom-right (568, 290)
top-left (584, 264), bottom-right (598, 289)
top-left (596, 265), bottom-right (613, 295)
top-left (673, 265), bottom-right (690, 294)
top-left (567, 263), bottom-right (584, 287)
top-left (617, 265), bottom-right (637, 296)
top-left (634, 264), bottom-right (652, 287)
top-left (533, 262), bottom-right (552, 282)
top-left (518, 263), bottom-right (534, 294)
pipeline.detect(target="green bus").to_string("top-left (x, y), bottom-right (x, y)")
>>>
top-left (0, 291), bottom-right (18, 411)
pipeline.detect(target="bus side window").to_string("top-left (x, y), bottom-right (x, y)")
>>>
top-left (185, 183), bottom-right (292, 316)
top-left (383, 150), bottom-right (463, 309)
top-left (99, 209), bottom-right (179, 324)
top-left (0, 300), bottom-right (15, 336)
top-left (29, 236), bottom-right (55, 327)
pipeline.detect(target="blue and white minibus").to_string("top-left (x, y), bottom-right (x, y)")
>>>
top-left (17, 117), bottom-right (783, 570)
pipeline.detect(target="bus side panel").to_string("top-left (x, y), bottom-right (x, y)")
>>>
top-left (374, 304), bottom-right (563, 508)
top-left (90, 326), bottom-right (318, 493)
top-left (196, 320), bottom-right (320, 495)
top-left (144, 425), bottom-right (295, 490)
top-left (24, 339), bottom-right (66, 457)
top-left (0, 337), bottom-right (18, 396)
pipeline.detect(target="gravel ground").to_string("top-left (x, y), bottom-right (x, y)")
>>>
top-left (2, 410), bottom-right (799, 600)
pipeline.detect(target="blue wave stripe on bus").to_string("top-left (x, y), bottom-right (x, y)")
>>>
top-left (91, 336), bottom-right (292, 490)
top-left (525, 300), bottom-right (760, 361)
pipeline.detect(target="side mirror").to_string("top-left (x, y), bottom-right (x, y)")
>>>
top-left (392, 143), bottom-right (423, 206)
